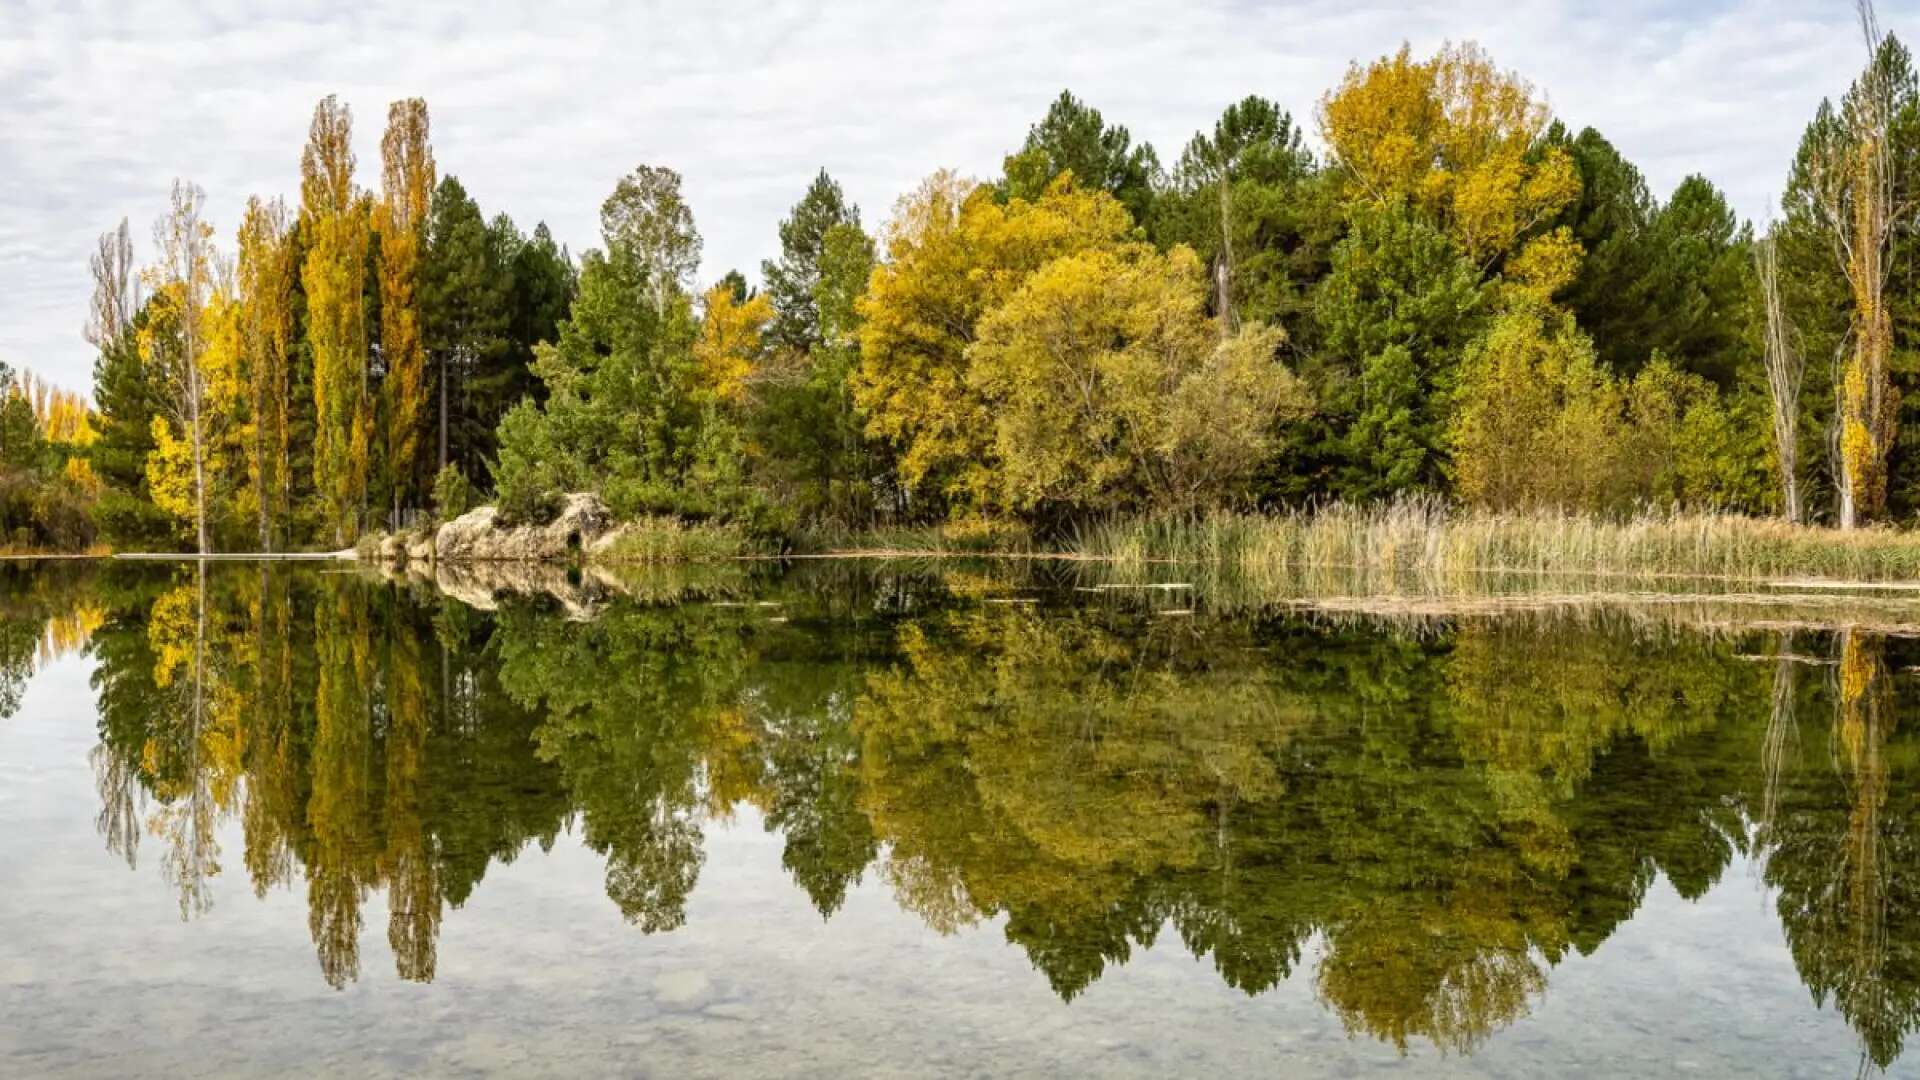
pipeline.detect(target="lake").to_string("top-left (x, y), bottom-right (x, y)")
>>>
top-left (0, 558), bottom-right (1915, 1077)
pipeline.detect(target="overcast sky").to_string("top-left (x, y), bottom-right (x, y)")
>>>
top-left (0, 0), bottom-right (1901, 392)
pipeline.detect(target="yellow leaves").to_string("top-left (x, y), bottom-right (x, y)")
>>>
top-left (237, 195), bottom-right (297, 539)
top-left (143, 289), bottom-right (246, 536)
top-left (146, 416), bottom-right (198, 524)
top-left (12, 369), bottom-right (96, 446)
top-left (1501, 227), bottom-right (1583, 300)
top-left (855, 169), bottom-right (1139, 505)
top-left (967, 243), bottom-right (1204, 505)
top-left (965, 242), bottom-right (1307, 515)
top-left (376, 100), bottom-right (435, 508)
top-left (1320, 45), bottom-right (1446, 197)
top-left (147, 584), bottom-right (198, 688)
top-left (694, 284), bottom-right (773, 406)
top-left (1448, 302), bottom-right (1623, 511)
top-left (1320, 41), bottom-right (1578, 269)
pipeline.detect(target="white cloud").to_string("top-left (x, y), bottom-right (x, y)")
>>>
top-left (0, 0), bottom-right (1897, 392)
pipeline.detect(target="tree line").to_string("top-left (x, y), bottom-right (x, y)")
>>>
top-left (3, 15), bottom-right (1917, 552)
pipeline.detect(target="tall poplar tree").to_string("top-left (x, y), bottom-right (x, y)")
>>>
top-left (376, 98), bottom-right (436, 520)
top-left (142, 181), bottom-right (223, 554)
top-left (237, 197), bottom-right (296, 551)
top-left (300, 95), bottom-right (374, 544)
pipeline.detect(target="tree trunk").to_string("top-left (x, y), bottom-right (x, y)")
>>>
top-left (439, 351), bottom-right (449, 473)
top-left (1215, 174), bottom-right (1235, 337)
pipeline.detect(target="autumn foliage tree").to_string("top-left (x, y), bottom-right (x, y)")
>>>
top-left (140, 181), bottom-right (230, 554)
top-left (1786, 15), bottom-right (1918, 528)
top-left (236, 197), bottom-right (296, 550)
top-left (301, 96), bottom-right (375, 545)
top-left (967, 244), bottom-right (1308, 518)
top-left (375, 98), bottom-right (436, 520)
top-left (855, 173), bottom-right (1136, 514)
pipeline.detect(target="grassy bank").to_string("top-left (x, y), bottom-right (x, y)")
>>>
top-left (1072, 499), bottom-right (1920, 588)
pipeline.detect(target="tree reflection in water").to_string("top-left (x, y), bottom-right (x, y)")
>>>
top-left (30, 559), bottom-right (1920, 1069)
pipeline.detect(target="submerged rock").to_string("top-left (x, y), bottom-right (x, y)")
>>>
top-left (432, 493), bottom-right (613, 563)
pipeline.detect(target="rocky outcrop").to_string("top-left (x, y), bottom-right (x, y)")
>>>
top-left (431, 493), bottom-right (614, 564)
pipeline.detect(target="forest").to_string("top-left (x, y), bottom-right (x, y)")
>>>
top-left (1, 24), bottom-right (1914, 555)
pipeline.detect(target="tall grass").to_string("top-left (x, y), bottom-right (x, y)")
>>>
top-left (593, 516), bottom-right (767, 564)
top-left (1073, 497), bottom-right (1920, 590)
top-left (794, 517), bottom-right (1039, 556)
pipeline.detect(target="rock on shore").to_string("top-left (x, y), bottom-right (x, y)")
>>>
top-left (432, 493), bottom-right (616, 563)
top-left (365, 492), bottom-right (624, 567)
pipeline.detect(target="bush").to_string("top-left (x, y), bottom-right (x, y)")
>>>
top-left (433, 465), bottom-right (477, 522)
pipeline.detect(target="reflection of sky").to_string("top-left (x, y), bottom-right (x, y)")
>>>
top-left (0, 652), bottom-right (1872, 1076)
top-left (1, 1), bottom-right (1907, 395)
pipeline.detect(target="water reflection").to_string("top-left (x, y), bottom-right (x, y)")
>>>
top-left (11, 560), bottom-right (1920, 1070)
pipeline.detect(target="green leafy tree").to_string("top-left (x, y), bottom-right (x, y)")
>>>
top-left (492, 168), bottom-right (749, 525)
top-left (1314, 205), bottom-right (1489, 500)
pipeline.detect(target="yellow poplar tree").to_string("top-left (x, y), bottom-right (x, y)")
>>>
top-left (237, 196), bottom-right (295, 550)
top-left (301, 95), bottom-right (374, 545)
top-left (146, 290), bottom-right (243, 533)
top-left (375, 98), bottom-right (435, 520)
top-left (140, 180), bottom-right (229, 553)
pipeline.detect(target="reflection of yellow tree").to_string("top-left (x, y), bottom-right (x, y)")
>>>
top-left (241, 566), bottom-right (299, 896)
top-left (85, 565), bottom-right (577, 990)
top-left (142, 564), bottom-right (245, 919)
top-left (1757, 629), bottom-right (1920, 1072)
top-left (380, 613), bottom-right (441, 983)
top-left (1444, 620), bottom-right (1740, 878)
top-left (857, 608), bottom-right (1297, 997)
top-left (308, 578), bottom-right (375, 989)
top-left (1835, 631), bottom-right (1893, 1063)
top-left (1317, 931), bottom-right (1545, 1056)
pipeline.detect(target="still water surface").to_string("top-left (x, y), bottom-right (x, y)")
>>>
top-left (1, 559), bottom-right (1916, 1077)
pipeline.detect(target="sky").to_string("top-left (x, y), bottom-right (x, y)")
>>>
top-left (0, 0), bottom-right (1900, 393)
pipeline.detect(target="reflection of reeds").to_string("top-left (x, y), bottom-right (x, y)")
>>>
top-left (1073, 550), bottom-right (1920, 641)
top-left (1077, 498), bottom-right (1920, 590)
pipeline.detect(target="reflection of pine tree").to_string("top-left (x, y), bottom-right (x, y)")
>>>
top-left (757, 686), bottom-right (877, 919)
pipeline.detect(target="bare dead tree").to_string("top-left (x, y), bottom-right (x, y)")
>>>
top-left (84, 218), bottom-right (140, 351)
top-left (1755, 227), bottom-right (1808, 523)
top-left (1805, 0), bottom-right (1909, 528)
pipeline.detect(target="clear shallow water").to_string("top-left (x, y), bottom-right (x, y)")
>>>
top-left (0, 560), bottom-right (1915, 1077)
